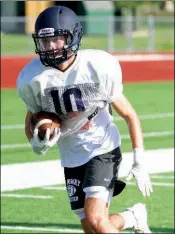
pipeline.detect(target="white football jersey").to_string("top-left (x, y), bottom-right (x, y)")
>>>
top-left (17, 49), bottom-right (123, 167)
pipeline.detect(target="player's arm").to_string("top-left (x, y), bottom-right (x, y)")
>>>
top-left (103, 52), bottom-right (152, 196)
top-left (17, 71), bottom-right (60, 155)
top-left (112, 94), bottom-right (153, 197)
top-left (112, 94), bottom-right (143, 149)
top-left (25, 111), bottom-right (35, 142)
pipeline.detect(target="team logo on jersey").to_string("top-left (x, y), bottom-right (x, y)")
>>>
top-left (67, 185), bottom-right (76, 197)
top-left (38, 28), bottom-right (55, 37)
top-left (66, 178), bottom-right (81, 202)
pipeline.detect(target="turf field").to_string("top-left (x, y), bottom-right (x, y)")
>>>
top-left (1, 81), bottom-right (174, 233)
top-left (1, 171), bottom-right (174, 233)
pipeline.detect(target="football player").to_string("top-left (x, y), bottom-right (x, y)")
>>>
top-left (17, 6), bottom-right (153, 233)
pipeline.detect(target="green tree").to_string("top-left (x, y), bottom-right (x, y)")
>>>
top-left (113, 1), bottom-right (143, 32)
top-left (113, 1), bottom-right (163, 9)
top-left (112, 1), bottom-right (165, 32)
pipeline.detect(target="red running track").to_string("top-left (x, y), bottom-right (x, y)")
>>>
top-left (1, 55), bottom-right (174, 89)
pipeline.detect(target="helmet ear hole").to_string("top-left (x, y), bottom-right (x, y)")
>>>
top-left (78, 33), bottom-right (81, 40)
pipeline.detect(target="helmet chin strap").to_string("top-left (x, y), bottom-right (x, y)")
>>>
top-left (55, 53), bottom-right (77, 71)
top-left (42, 47), bottom-right (76, 69)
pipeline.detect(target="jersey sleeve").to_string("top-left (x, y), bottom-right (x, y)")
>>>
top-left (102, 53), bottom-right (123, 103)
top-left (16, 71), bottom-right (41, 113)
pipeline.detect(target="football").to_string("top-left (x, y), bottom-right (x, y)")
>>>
top-left (31, 111), bottom-right (61, 140)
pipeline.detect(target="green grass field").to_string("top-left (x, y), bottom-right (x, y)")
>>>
top-left (1, 81), bottom-right (174, 233)
top-left (1, 24), bottom-right (174, 55)
top-left (1, 171), bottom-right (174, 233)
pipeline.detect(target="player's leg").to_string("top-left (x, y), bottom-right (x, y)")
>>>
top-left (83, 199), bottom-right (150, 233)
top-left (82, 147), bottom-right (151, 233)
top-left (83, 147), bottom-right (126, 232)
top-left (83, 186), bottom-right (151, 233)
top-left (64, 164), bottom-right (95, 233)
top-left (84, 193), bottom-right (121, 232)
top-left (81, 197), bottom-right (124, 233)
top-left (64, 149), bottom-right (151, 233)
top-left (81, 199), bottom-right (151, 233)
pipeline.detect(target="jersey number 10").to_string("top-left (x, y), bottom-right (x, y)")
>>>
top-left (51, 88), bottom-right (85, 115)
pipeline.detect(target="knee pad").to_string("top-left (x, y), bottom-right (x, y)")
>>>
top-left (72, 207), bottom-right (85, 220)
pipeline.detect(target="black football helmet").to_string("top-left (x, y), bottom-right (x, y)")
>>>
top-left (32, 6), bottom-right (83, 68)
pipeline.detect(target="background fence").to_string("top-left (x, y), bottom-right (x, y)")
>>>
top-left (1, 15), bottom-right (174, 55)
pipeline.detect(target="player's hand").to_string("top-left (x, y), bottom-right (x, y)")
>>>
top-left (30, 127), bottom-right (61, 155)
top-left (126, 148), bottom-right (153, 197)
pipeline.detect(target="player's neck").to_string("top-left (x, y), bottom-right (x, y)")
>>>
top-left (57, 55), bottom-right (76, 72)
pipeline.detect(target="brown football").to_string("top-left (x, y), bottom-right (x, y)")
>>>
top-left (31, 111), bottom-right (61, 140)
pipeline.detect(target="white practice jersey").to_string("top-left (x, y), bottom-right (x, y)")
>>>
top-left (17, 49), bottom-right (123, 167)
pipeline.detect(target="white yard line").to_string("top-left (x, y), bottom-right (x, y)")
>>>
top-left (1, 194), bottom-right (53, 199)
top-left (150, 175), bottom-right (174, 179)
top-left (1, 130), bottom-right (174, 150)
top-left (114, 112), bottom-right (174, 121)
top-left (1, 148), bottom-right (174, 192)
top-left (127, 182), bottom-right (174, 187)
top-left (121, 130), bottom-right (174, 140)
top-left (1, 112), bottom-right (174, 130)
top-left (41, 186), bottom-right (66, 190)
top-left (1, 124), bottom-right (24, 130)
top-left (1, 160), bottom-right (64, 192)
top-left (1, 226), bottom-right (83, 233)
top-left (1, 143), bottom-right (30, 149)
top-left (1, 225), bottom-right (133, 233)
